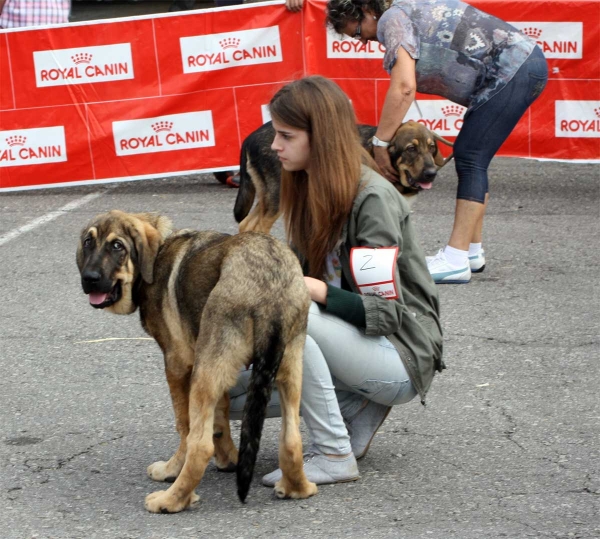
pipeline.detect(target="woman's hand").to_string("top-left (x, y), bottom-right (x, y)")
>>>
top-left (373, 146), bottom-right (399, 183)
top-left (285, 0), bottom-right (303, 12)
top-left (304, 276), bottom-right (327, 305)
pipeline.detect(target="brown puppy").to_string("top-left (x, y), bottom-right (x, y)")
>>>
top-left (76, 211), bottom-right (317, 512)
top-left (234, 120), bottom-right (453, 234)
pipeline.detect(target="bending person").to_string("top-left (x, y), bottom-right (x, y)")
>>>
top-left (230, 76), bottom-right (444, 486)
top-left (326, 0), bottom-right (548, 283)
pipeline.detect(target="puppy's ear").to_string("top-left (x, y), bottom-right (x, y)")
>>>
top-left (128, 215), bottom-right (169, 284)
top-left (432, 139), bottom-right (446, 168)
top-left (430, 132), bottom-right (454, 168)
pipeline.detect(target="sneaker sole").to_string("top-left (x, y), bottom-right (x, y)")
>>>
top-left (471, 264), bottom-right (485, 273)
top-left (355, 407), bottom-right (392, 460)
top-left (434, 279), bottom-right (471, 284)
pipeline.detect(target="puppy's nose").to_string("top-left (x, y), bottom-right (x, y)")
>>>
top-left (82, 270), bottom-right (102, 284)
top-left (423, 168), bottom-right (437, 181)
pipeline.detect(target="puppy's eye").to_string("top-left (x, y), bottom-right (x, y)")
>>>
top-left (406, 145), bottom-right (416, 153)
top-left (83, 237), bottom-right (92, 248)
top-left (112, 240), bottom-right (124, 251)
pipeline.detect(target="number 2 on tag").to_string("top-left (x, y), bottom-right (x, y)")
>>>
top-left (350, 247), bottom-right (399, 300)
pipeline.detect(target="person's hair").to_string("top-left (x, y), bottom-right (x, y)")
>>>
top-left (325, 0), bottom-right (388, 34)
top-left (269, 76), bottom-right (375, 279)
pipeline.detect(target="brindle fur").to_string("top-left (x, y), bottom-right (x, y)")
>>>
top-left (76, 211), bottom-right (317, 512)
top-left (234, 120), bottom-right (453, 234)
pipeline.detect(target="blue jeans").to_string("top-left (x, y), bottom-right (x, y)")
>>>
top-left (229, 302), bottom-right (417, 455)
top-left (454, 46), bottom-right (548, 203)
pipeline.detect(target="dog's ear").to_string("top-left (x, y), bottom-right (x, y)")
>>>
top-left (432, 139), bottom-right (446, 168)
top-left (128, 214), bottom-right (172, 284)
top-left (430, 131), bottom-right (454, 168)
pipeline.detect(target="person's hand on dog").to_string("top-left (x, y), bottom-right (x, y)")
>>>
top-left (285, 0), bottom-right (303, 12)
top-left (373, 146), bottom-right (399, 183)
top-left (304, 276), bottom-right (327, 305)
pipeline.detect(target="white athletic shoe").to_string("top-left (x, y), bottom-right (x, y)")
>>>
top-left (469, 249), bottom-right (486, 273)
top-left (427, 249), bottom-right (471, 284)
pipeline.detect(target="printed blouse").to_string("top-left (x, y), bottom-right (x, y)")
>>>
top-left (377, 0), bottom-right (537, 110)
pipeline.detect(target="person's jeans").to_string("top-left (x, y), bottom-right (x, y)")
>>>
top-left (454, 46), bottom-right (548, 203)
top-left (229, 302), bottom-right (417, 455)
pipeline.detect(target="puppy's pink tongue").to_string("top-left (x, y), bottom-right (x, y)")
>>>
top-left (417, 182), bottom-right (433, 190)
top-left (89, 292), bottom-right (108, 305)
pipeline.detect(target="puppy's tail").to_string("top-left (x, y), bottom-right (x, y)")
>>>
top-left (236, 320), bottom-right (284, 503)
top-left (233, 142), bottom-right (256, 224)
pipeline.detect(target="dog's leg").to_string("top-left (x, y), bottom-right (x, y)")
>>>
top-left (212, 392), bottom-right (238, 472)
top-left (144, 339), bottom-right (244, 514)
top-left (273, 334), bottom-right (318, 499)
top-left (238, 204), bottom-right (262, 233)
top-left (147, 362), bottom-right (192, 482)
top-left (255, 211), bottom-right (281, 235)
top-left (144, 368), bottom-right (220, 513)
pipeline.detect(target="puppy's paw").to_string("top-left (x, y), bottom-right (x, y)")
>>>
top-left (274, 479), bottom-right (318, 500)
top-left (147, 460), bottom-right (181, 482)
top-left (144, 489), bottom-right (199, 514)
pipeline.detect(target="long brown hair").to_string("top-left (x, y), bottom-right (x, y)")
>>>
top-left (269, 76), bottom-right (373, 278)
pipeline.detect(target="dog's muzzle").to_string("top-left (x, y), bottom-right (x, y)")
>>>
top-left (405, 166), bottom-right (437, 191)
top-left (81, 269), bottom-right (122, 309)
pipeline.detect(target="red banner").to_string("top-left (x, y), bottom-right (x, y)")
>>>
top-left (0, 0), bottom-right (598, 191)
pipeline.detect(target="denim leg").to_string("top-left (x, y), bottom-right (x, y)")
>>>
top-left (229, 368), bottom-right (282, 421)
top-left (454, 46), bottom-right (549, 203)
top-left (299, 335), bottom-right (353, 455)
top-left (229, 302), bottom-right (418, 454)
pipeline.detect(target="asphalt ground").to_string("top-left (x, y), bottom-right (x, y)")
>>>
top-left (1, 2), bottom-right (599, 538)
top-left (1, 156), bottom-right (599, 539)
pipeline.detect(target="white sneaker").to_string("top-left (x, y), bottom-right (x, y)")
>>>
top-left (427, 249), bottom-right (471, 284)
top-left (262, 453), bottom-right (359, 487)
top-left (469, 249), bottom-right (486, 273)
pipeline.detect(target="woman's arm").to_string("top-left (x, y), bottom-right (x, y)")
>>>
top-left (354, 185), bottom-right (408, 336)
top-left (373, 46), bottom-right (417, 181)
top-left (304, 276), bottom-right (327, 304)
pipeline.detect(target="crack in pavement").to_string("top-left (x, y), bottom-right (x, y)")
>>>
top-left (22, 434), bottom-right (125, 472)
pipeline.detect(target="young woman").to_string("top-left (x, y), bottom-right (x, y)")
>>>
top-left (326, 0), bottom-right (548, 284)
top-left (229, 76), bottom-right (444, 486)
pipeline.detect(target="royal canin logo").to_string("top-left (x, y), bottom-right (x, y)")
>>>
top-left (151, 121), bottom-right (174, 133)
top-left (34, 44), bottom-right (134, 88)
top-left (522, 27), bottom-right (542, 40)
top-left (113, 112), bottom-right (215, 157)
top-left (326, 28), bottom-right (385, 59)
top-left (181, 27), bottom-right (282, 74)
top-left (71, 53), bottom-right (93, 65)
top-left (0, 127), bottom-right (67, 168)
top-left (402, 101), bottom-right (466, 136)
top-left (219, 38), bottom-right (241, 50)
top-left (555, 101), bottom-right (600, 138)
top-left (441, 105), bottom-right (465, 118)
top-left (511, 22), bottom-right (583, 59)
top-left (6, 135), bottom-right (26, 147)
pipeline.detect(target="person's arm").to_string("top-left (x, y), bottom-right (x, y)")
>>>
top-left (373, 46), bottom-right (416, 182)
top-left (354, 185), bottom-right (408, 337)
top-left (0, 0), bottom-right (6, 14)
top-left (304, 276), bottom-right (327, 304)
top-left (305, 277), bottom-right (367, 327)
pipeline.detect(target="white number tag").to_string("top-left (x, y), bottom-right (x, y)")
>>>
top-left (349, 247), bottom-right (399, 300)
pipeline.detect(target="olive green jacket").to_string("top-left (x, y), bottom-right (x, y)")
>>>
top-left (325, 166), bottom-right (444, 403)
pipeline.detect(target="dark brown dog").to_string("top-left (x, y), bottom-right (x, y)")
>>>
top-left (76, 211), bottom-right (317, 512)
top-left (234, 120), bottom-right (453, 233)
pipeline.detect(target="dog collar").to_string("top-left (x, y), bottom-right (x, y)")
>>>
top-left (372, 136), bottom-right (390, 148)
